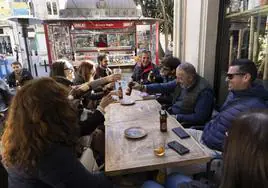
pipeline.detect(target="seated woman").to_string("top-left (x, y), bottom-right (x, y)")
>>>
top-left (50, 61), bottom-right (119, 95)
top-left (1, 78), bottom-right (115, 187)
top-left (142, 109), bottom-right (268, 188)
top-left (73, 61), bottom-right (95, 85)
top-left (73, 60), bottom-right (115, 109)
top-left (50, 61), bottom-right (75, 82)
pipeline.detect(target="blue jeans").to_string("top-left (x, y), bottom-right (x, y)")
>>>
top-left (141, 174), bottom-right (192, 188)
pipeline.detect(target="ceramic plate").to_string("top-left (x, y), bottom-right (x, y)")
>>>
top-left (124, 127), bottom-right (147, 139)
top-left (120, 99), bottom-right (135, 105)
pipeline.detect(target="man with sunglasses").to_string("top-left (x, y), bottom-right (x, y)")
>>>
top-left (131, 50), bottom-right (160, 84)
top-left (187, 59), bottom-right (268, 156)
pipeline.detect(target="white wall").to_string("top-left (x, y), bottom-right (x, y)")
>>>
top-left (173, 0), bottom-right (220, 86)
top-left (184, 0), bottom-right (202, 69)
top-left (31, 0), bottom-right (60, 19)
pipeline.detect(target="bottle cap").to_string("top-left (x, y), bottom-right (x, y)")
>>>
top-left (159, 110), bottom-right (166, 115)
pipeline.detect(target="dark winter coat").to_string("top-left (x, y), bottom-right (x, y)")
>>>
top-left (7, 69), bottom-right (33, 88)
top-left (94, 66), bottom-right (112, 79)
top-left (202, 83), bottom-right (268, 151)
top-left (131, 62), bottom-right (160, 84)
top-left (146, 76), bottom-right (214, 124)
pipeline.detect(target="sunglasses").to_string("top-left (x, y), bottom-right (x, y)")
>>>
top-left (226, 73), bottom-right (245, 80)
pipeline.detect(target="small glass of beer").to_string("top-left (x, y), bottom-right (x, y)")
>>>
top-left (153, 136), bottom-right (166, 157)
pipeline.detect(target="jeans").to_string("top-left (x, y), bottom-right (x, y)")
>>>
top-left (185, 129), bottom-right (222, 157)
top-left (141, 174), bottom-right (192, 188)
top-left (167, 129), bottom-right (222, 175)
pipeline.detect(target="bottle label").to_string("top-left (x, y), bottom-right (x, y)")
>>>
top-left (160, 122), bottom-right (167, 132)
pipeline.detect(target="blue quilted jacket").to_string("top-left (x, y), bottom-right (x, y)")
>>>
top-left (202, 83), bottom-right (268, 151)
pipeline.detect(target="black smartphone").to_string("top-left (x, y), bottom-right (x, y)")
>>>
top-left (172, 127), bottom-right (190, 139)
top-left (167, 140), bottom-right (190, 155)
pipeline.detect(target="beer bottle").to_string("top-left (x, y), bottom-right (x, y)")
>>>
top-left (148, 70), bottom-right (155, 82)
top-left (159, 110), bottom-right (167, 132)
top-left (16, 80), bottom-right (21, 89)
top-left (125, 80), bottom-right (134, 96)
top-left (118, 82), bottom-right (123, 99)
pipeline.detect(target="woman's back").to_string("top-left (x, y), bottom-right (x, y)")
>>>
top-left (7, 144), bottom-right (112, 188)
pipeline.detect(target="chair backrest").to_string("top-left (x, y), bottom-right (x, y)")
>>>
top-left (0, 159), bottom-right (8, 188)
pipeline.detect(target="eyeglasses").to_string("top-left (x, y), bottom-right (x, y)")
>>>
top-left (161, 66), bottom-right (171, 71)
top-left (226, 73), bottom-right (246, 80)
top-left (64, 68), bottom-right (73, 73)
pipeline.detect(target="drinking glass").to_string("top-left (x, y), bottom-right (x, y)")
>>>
top-left (113, 68), bottom-right (122, 75)
top-left (153, 135), bottom-right (166, 157)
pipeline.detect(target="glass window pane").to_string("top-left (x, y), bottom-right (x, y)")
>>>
top-left (46, 2), bottom-right (52, 15)
top-left (52, 2), bottom-right (58, 15)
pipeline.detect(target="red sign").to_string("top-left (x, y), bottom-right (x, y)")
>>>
top-left (72, 21), bottom-right (134, 29)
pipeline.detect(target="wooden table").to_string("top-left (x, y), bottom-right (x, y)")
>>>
top-left (105, 100), bottom-right (211, 176)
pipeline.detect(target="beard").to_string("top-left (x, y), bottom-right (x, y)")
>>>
top-left (180, 83), bottom-right (187, 89)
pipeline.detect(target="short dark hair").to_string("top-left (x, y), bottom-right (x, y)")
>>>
top-left (221, 109), bottom-right (268, 188)
top-left (161, 57), bottom-right (181, 70)
top-left (50, 62), bottom-right (65, 77)
top-left (97, 54), bottom-right (107, 64)
top-left (11, 61), bottom-right (21, 66)
top-left (231, 59), bottom-right (257, 82)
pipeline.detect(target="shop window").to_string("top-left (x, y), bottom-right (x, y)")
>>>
top-left (28, 2), bottom-right (34, 16)
top-left (52, 2), bottom-right (58, 15)
top-left (46, 1), bottom-right (52, 15)
top-left (0, 29), bottom-right (3, 34)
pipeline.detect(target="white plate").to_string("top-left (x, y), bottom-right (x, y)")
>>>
top-left (120, 99), bottom-right (135, 105)
top-left (124, 127), bottom-right (147, 139)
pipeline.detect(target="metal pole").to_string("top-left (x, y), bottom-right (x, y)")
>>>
top-left (34, 64), bottom-right (38, 77)
top-left (237, 29), bottom-right (243, 59)
top-left (44, 60), bottom-right (48, 72)
top-left (248, 16), bottom-right (255, 60)
top-left (229, 34), bottom-right (234, 66)
top-left (21, 25), bottom-right (32, 73)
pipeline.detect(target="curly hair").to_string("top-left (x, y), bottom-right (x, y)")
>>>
top-left (1, 77), bottom-right (79, 171)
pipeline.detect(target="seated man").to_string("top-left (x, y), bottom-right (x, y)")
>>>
top-left (6, 61), bottom-right (33, 87)
top-left (94, 54), bottom-right (112, 79)
top-left (155, 57), bottom-right (181, 83)
top-left (132, 62), bottom-right (214, 125)
top-left (187, 59), bottom-right (268, 155)
top-left (155, 57), bottom-right (181, 105)
top-left (132, 50), bottom-right (160, 84)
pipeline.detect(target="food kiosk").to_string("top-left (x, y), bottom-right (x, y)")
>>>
top-left (43, 18), bottom-right (161, 68)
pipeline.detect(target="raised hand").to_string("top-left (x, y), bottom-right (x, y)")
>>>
top-left (99, 93), bottom-right (115, 109)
